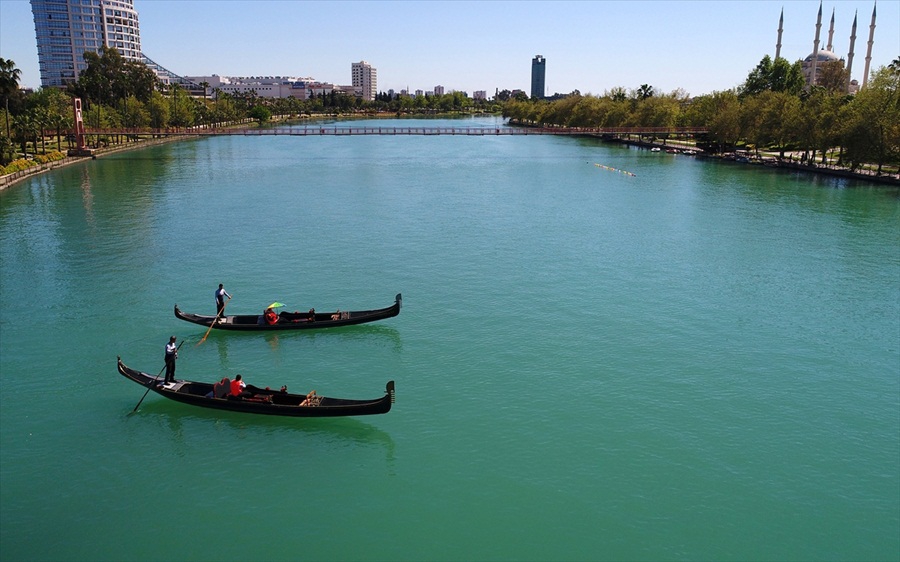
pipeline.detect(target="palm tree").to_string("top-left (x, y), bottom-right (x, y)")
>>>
top-left (636, 84), bottom-right (655, 100)
top-left (0, 58), bottom-right (22, 140)
top-left (13, 110), bottom-right (36, 155)
top-left (889, 56), bottom-right (900, 75)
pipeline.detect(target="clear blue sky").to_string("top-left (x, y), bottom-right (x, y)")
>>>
top-left (1, 0), bottom-right (896, 96)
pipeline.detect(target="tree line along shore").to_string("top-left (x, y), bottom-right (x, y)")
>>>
top-left (1, 51), bottom-right (898, 187)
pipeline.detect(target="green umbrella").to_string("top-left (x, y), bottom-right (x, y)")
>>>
top-left (267, 302), bottom-right (285, 309)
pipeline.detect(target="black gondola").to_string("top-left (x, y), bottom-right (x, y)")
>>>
top-left (174, 293), bottom-right (401, 331)
top-left (118, 357), bottom-right (395, 417)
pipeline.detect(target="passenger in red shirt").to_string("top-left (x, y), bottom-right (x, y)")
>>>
top-left (230, 374), bottom-right (248, 398)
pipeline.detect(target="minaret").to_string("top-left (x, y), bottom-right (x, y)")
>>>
top-left (827, 8), bottom-right (835, 51)
top-left (862, 3), bottom-right (876, 88)
top-left (809, 0), bottom-right (823, 86)
top-left (775, 8), bottom-right (784, 60)
top-left (846, 11), bottom-right (858, 92)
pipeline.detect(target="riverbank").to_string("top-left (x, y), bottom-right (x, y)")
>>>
top-left (0, 134), bottom-right (196, 191)
top-left (4, 117), bottom-right (897, 190)
top-left (602, 135), bottom-right (900, 187)
top-left (0, 116), bottom-right (275, 191)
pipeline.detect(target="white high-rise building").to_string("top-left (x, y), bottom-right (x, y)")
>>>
top-left (31, 0), bottom-right (190, 88)
top-left (31, 0), bottom-right (143, 87)
top-left (351, 61), bottom-right (377, 101)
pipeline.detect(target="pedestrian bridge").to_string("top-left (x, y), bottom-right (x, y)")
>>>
top-left (89, 126), bottom-right (708, 137)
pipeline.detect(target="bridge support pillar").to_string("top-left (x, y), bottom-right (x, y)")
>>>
top-left (67, 97), bottom-right (94, 157)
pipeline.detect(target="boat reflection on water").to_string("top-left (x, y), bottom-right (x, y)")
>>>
top-left (206, 323), bottom-right (403, 363)
top-left (127, 399), bottom-right (396, 464)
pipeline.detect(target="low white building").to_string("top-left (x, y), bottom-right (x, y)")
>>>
top-left (186, 75), bottom-right (344, 100)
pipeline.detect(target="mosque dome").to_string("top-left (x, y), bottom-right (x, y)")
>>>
top-left (804, 50), bottom-right (841, 63)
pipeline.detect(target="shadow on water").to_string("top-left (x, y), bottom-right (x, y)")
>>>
top-left (125, 398), bottom-right (396, 458)
top-left (201, 323), bottom-right (403, 361)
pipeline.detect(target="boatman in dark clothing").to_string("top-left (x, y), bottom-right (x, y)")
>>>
top-left (215, 283), bottom-right (232, 317)
top-left (164, 336), bottom-right (178, 384)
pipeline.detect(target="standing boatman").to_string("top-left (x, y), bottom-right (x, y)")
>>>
top-left (164, 336), bottom-right (178, 384)
top-left (215, 283), bottom-right (232, 317)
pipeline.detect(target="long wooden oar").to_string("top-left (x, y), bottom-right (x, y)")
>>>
top-left (198, 296), bottom-right (230, 346)
top-left (130, 340), bottom-right (184, 414)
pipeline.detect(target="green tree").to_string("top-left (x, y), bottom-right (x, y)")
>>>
top-left (789, 88), bottom-right (847, 164)
top-left (888, 57), bottom-right (900, 74)
top-left (607, 87), bottom-right (627, 102)
top-left (568, 96), bottom-right (604, 127)
top-left (818, 60), bottom-right (850, 94)
top-left (249, 105), bottom-right (271, 123)
top-left (168, 84), bottom-right (195, 128)
top-left (628, 94), bottom-right (680, 128)
top-left (635, 84), bottom-right (654, 100)
top-left (71, 46), bottom-right (158, 113)
top-left (740, 55), bottom-right (805, 97)
top-left (30, 87), bottom-right (73, 151)
top-left (682, 91), bottom-right (740, 152)
top-left (121, 95), bottom-right (150, 129)
top-left (542, 93), bottom-right (581, 125)
top-left (0, 57), bottom-right (21, 141)
top-left (148, 90), bottom-right (170, 129)
top-left (13, 109), bottom-right (38, 154)
top-left (72, 46), bottom-right (122, 107)
top-left (841, 66), bottom-right (900, 173)
top-left (759, 90), bottom-right (801, 157)
top-left (123, 59), bottom-right (159, 103)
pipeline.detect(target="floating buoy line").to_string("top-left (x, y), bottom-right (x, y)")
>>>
top-left (592, 162), bottom-right (636, 177)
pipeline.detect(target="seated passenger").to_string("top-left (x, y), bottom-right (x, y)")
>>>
top-left (229, 374), bottom-right (249, 399)
top-left (213, 377), bottom-right (231, 398)
top-left (264, 307), bottom-right (279, 325)
top-left (299, 390), bottom-right (317, 407)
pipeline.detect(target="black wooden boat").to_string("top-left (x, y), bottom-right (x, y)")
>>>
top-left (118, 357), bottom-right (394, 417)
top-left (174, 293), bottom-right (401, 331)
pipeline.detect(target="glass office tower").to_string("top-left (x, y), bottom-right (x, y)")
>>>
top-left (530, 55), bottom-right (545, 99)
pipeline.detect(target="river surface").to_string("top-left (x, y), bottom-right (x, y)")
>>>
top-left (1, 116), bottom-right (898, 561)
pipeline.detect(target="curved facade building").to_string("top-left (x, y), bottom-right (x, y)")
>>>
top-left (31, 0), bottom-right (143, 88)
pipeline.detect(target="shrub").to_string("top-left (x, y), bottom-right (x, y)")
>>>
top-left (1, 152), bottom-right (66, 176)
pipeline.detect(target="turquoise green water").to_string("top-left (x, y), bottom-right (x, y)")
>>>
top-left (2, 116), bottom-right (898, 561)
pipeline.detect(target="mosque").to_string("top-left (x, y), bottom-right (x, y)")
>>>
top-left (775, 2), bottom-right (878, 93)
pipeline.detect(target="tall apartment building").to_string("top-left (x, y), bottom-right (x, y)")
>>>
top-left (351, 61), bottom-right (377, 101)
top-left (530, 55), bottom-right (545, 99)
top-left (31, 0), bottom-right (190, 89)
top-left (31, 0), bottom-right (143, 87)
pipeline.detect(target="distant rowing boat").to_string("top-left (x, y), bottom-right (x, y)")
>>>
top-left (174, 293), bottom-right (401, 331)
